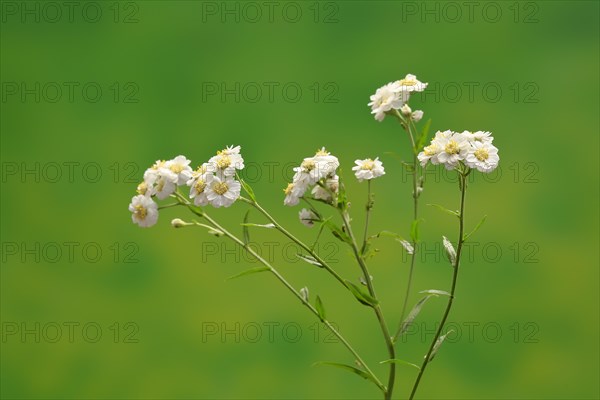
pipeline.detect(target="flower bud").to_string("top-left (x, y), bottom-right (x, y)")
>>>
top-left (401, 104), bottom-right (412, 116)
top-left (171, 218), bottom-right (187, 228)
top-left (412, 110), bottom-right (424, 122)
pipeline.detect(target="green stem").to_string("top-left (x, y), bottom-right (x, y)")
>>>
top-left (409, 171), bottom-right (468, 400)
top-left (240, 197), bottom-right (349, 290)
top-left (182, 201), bottom-right (386, 393)
top-left (361, 179), bottom-right (373, 255)
top-left (339, 209), bottom-right (396, 400)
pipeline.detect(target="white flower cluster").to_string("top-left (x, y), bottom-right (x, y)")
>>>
top-left (418, 131), bottom-right (499, 172)
top-left (368, 74), bottom-right (427, 121)
top-left (129, 145), bottom-right (245, 228)
top-left (284, 148), bottom-right (340, 206)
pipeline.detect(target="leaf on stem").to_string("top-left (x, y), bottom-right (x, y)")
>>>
top-left (397, 239), bottom-right (414, 255)
top-left (315, 295), bottom-right (326, 321)
top-left (313, 361), bottom-right (380, 387)
top-left (416, 118), bottom-right (432, 151)
top-left (242, 210), bottom-right (250, 245)
top-left (239, 178), bottom-right (256, 202)
top-left (325, 220), bottom-right (352, 245)
top-left (429, 330), bottom-right (454, 362)
top-left (399, 295), bottom-right (436, 336)
top-left (345, 280), bottom-right (379, 307)
top-left (442, 236), bottom-right (457, 267)
top-left (410, 219), bottom-right (423, 243)
top-left (464, 215), bottom-right (487, 241)
top-left (240, 223), bottom-right (276, 229)
top-left (379, 359), bottom-right (421, 370)
top-left (297, 253), bottom-right (324, 268)
top-left (427, 203), bottom-right (459, 217)
top-left (419, 289), bottom-right (451, 297)
top-left (226, 266), bottom-right (270, 281)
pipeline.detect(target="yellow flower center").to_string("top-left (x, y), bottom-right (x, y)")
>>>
top-left (170, 164), bottom-right (185, 173)
top-left (196, 165), bottom-right (207, 174)
top-left (136, 182), bottom-right (148, 195)
top-left (216, 155), bottom-right (231, 169)
top-left (445, 140), bottom-right (459, 155)
top-left (301, 159), bottom-right (316, 171)
top-left (213, 181), bottom-right (229, 195)
top-left (315, 148), bottom-right (329, 156)
top-left (398, 78), bottom-right (417, 87)
top-left (474, 148), bottom-right (489, 161)
top-left (284, 183), bottom-right (294, 195)
top-left (361, 159), bottom-right (375, 170)
top-left (424, 145), bottom-right (437, 156)
top-left (134, 204), bottom-right (147, 220)
top-left (151, 160), bottom-right (166, 170)
top-left (194, 179), bottom-right (206, 193)
top-left (156, 179), bottom-right (165, 192)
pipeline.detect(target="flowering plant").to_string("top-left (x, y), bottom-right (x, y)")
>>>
top-left (128, 74), bottom-right (499, 399)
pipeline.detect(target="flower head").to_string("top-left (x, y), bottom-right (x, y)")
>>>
top-left (311, 175), bottom-right (339, 202)
top-left (165, 155), bottom-right (193, 185)
top-left (206, 175), bottom-right (241, 208)
top-left (395, 73), bottom-right (428, 93)
top-left (352, 158), bottom-right (385, 182)
top-left (431, 131), bottom-right (470, 170)
top-left (464, 140), bottom-right (500, 173)
top-left (299, 208), bottom-right (318, 227)
top-left (368, 81), bottom-right (408, 121)
top-left (129, 194), bottom-right (159, 228)
top-left (209, 145), bottom-right (245, 177)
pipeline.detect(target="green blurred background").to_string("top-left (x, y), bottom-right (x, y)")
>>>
top-left (1, 1), bottom-right (598, 399)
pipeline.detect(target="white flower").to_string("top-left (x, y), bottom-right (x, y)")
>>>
top-left (299, 208), bottom-right (318, 227)
top-left (209, 145), bottom-right (245, 177)
top-left (431, 131), bottom-right (470, 170)
top-left (293, 148), bottom-right (339, 186)
top-left (396, 73), bottom-right (428, 93)
top-left (465, 141), bottom-right (500, 173)
top-left (412, 110), bottom-right (424, 122)
top-left (417, 143), bottom-right (440, 167)
top-left (143, 160), bottom-right (166, 186)
top-left (464, 130), bottom-right (493, 144)
top-left (368, 81), bottom-right (408, 121)
top-left (283, 182), bottom-right (304, 206)
top-left (165, 155), bottom-right (193, 185)
top-left (311, 175), bottom-right (339, 202)
top-left (187, 168), bottom-right (213, 207)
top-left (129, 194), bottom-right (159, 228)
top-left (152, 169), bottom-right (178, 200)
top-left (205, 175), bottom-right (241, 208)
top-left (352, 158), bottom-right (385, 182)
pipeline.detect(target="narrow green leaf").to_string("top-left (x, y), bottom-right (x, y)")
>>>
top-left (442, 236), bottom-right (457, 267)
top-left (297, 253), bottom-right (324, 268)
top-left (464, 215), bottom-right (487, 240)
top-left (429, 330), bottom-right (454, 362)
top-left (313, 362), bottom-right (379, 387)
top-left (379, 359), bottom-right (421, 370)
top-left (315, 295), bottom-right (326, 321)
top-left (240, 223), bottom-right (276, 229)
top-left (416, 118), bottom-right (432, 151)
top-left (419, 289), bottom-right (451, 297)
top-left (410, 219), bottom-right (423, 243)
top-left (325, 220), bottom-right (352, 244)
top-left (239, 178), bottom-right (256, 202)
top-left (345, 280), bottom-right (378, 307)
top-left (399, 295), bottom-right (436, 336)
top-left (242, 210), bottom-right (250, 245)
top-left (427, 203), bottom-right (459, 217)
top-left (226, 266), bottom-right (270, 281)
